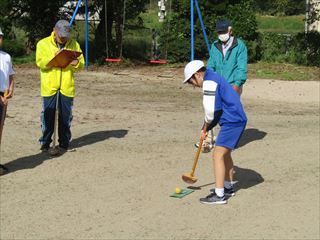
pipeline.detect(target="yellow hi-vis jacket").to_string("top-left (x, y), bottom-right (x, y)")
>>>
top-left (36, 32), bottom-right (84, 97)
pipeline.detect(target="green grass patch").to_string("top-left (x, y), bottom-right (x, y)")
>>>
top-left (257, 14), bottom-right (305, 33)
top-left (249, 61), bottom-right (320, 81)
top-left (13, 52), bottom-right (35, 64)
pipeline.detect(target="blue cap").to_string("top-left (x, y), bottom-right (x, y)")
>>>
top-left (216, 20), bottom-right (232, 32)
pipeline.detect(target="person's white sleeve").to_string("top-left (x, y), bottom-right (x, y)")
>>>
top-left (8, 55), bottom-right (15, 75)
top-left (203, 80), bottom-right (217, 123)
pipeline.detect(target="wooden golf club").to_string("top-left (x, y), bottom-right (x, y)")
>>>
top-left (182, 126), bottom-right (207, 184)
top-left (49, 69), bottom-right (63, 156)
top-left (49, 90), bottom-right (60, 156)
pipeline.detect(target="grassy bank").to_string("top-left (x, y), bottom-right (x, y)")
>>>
top-left (248, 62), bottom-right (320, 81)
top-left (257, 14), bottom-right (305, 33)
top-left (13, 52), bottom-right (35, 65)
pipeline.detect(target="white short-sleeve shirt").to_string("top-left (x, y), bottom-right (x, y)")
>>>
top-left (0, 50), bottom-right (15, 92)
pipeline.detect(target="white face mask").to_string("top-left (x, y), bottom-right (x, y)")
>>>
top-left (218, 33), bottom-right (230, 43)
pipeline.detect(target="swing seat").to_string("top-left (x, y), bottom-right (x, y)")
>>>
top-left (149, 59), bottom-right (167, 64)
top-left (105, 58), bottom-right (122, 63)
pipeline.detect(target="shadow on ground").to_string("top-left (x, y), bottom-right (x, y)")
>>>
top-left (233, 166), bottom-right (264, 190)
top-left (187, 166), bottom-right (264, 192)
top-left (2, 129), bottom-right (128, 175)
top-left (237, 128), bottom-right (267, 148)
top-left (70, 129), bottom-right (128, 148)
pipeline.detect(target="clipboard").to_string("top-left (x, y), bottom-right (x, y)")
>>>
top-left (47, 49), bottom-right (82, 68)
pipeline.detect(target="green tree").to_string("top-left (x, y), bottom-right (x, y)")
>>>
top-left (1, 0), bottom-right (148, 59)
top-left (285, 0), bottom-right (306, 15)
top-left (92, 0), bottom-right (149, 59)
top-left (0, 0), bottom-right (67, 51)
top-left (0, 0), bottom-right (25, 56)
top-left (255, 0), bottom-right (305, 15)
top-left (0, 0), bottom-right (15, 38)
top-left (163, 0), bottom-right (258, 62)
top-left (21, 1), bottom-right (68, 51)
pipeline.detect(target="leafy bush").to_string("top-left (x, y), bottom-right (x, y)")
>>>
top-left (123, 33), bottom-right (150, 61)
top-left (292, 32), bottom-right (320, 67)
top-left (2, 40), bottom-right (26, 57)
top-left (13, 52), bottom-right (36, 64)
top-left (244, 39), bottom-right (261, 63)
top-left (254, 0), bottom-right (305, 16)
top-left (259, 32), bottom-right (290, 62)
top-left (259, 31), bottom-right (320, 66)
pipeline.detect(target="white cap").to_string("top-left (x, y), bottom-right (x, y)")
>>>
top-left (0, 28), bottom-right (3, 36)
top-left (183, 60), bottom-right (204, 83)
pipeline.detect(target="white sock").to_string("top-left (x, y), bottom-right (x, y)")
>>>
top-left (215, 188), bottom-right (224, 197)
top-left (224, 181), bottom-right (233, 189)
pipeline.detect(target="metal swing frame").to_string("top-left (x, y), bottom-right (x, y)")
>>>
top-left (190, 0), bottom-right (211, 60)
top-left (69, 0), bottom-right (89, 70)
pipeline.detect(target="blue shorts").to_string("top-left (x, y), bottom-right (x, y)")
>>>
top-left (215, 123), bottom-right (246, 150)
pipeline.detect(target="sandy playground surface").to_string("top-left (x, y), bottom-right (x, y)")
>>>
top-left (0, 65), bottom-right (319, 239)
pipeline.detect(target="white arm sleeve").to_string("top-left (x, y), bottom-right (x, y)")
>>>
top-left (203, 80), bottom-right (217, 123)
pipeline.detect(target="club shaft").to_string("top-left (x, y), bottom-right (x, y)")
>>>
top-left (190, 125), bottom-right (207, 175)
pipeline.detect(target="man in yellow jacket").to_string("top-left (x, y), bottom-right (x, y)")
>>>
top-left (36, 20), bottom-right (84, 153)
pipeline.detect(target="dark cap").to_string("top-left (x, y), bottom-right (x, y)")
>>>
top-left (55, 20), bottom-right (71, 38)
top-left (215, 20), bottom-right (232, 32)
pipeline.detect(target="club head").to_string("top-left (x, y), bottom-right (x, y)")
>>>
top-left (182, 173), bottom-right (197, 184)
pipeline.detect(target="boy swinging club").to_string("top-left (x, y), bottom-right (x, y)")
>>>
top-left (183, 60), bottom-right (247, 205)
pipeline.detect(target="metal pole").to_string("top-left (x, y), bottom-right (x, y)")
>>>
top-left (69, 0), bottom-right (82, 27)
top-left (85, 0), bottom-right (89, 70)
top-left (195, 0), bottom-right (210, 53)
top-left (190, 0), bottom-right (194, 60)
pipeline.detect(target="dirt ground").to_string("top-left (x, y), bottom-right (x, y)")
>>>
top-left (0, 65), bottom-right (319, 240)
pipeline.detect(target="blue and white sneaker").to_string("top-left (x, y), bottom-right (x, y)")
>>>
top-left (210, 187), bottom-right (235, 197)
top-left (199, 192), bottom-right (227, 205)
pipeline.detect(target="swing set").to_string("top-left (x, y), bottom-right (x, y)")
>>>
top-left (104, 0), bottom-right (171, 64)
top-left (68, 0), bottom-right (210, 67)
